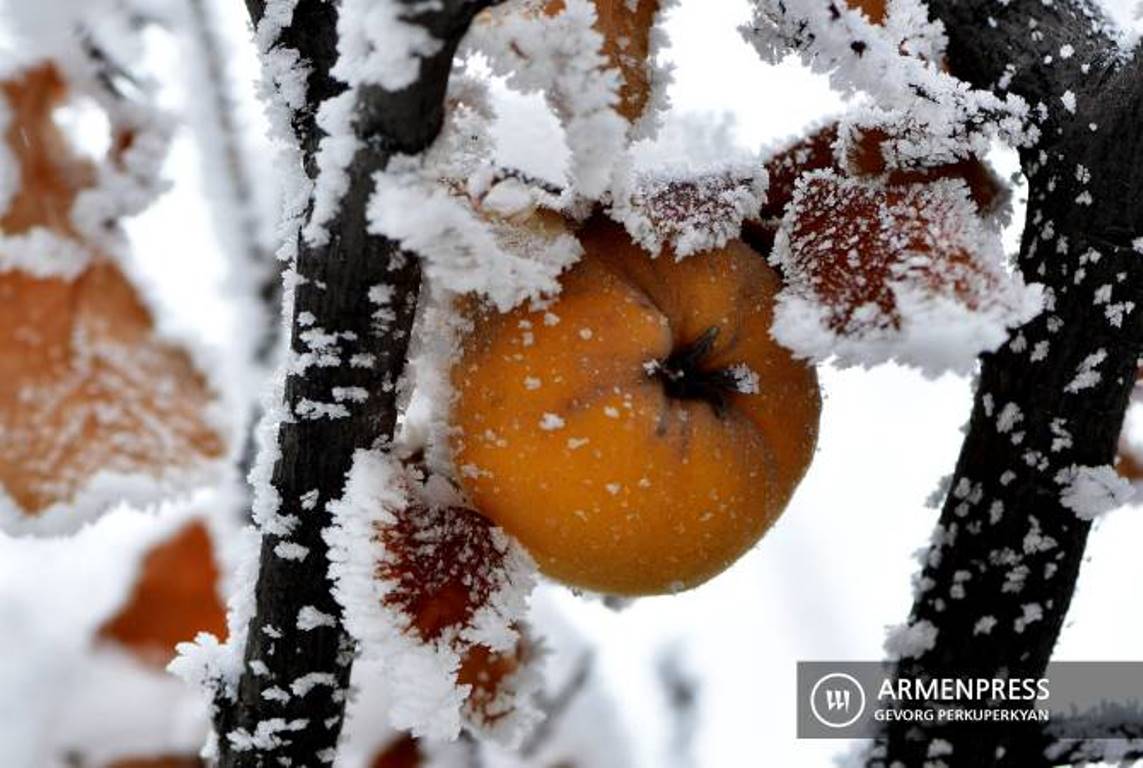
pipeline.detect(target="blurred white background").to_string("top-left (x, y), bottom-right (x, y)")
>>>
top-left (23, 0), bottom-right (1143, 765)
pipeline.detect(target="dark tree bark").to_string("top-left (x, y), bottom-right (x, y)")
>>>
top-left (875, 2), bottom-right (1143, 765)
top-left (215, 2), bottom-right (496, 765)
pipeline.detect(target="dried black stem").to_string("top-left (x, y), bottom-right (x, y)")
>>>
top-left (215, 2), bottom-right (496, 765)
top-left (874, 1), bottom-right (1143, 765)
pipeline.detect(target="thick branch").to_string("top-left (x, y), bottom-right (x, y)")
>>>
top-left (877, 3), bottom-right (1143, 766)
top-left (216, 2), bottom-right (493, 765)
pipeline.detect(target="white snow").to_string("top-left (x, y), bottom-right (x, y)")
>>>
top-left (1056, 465), bottom-right (1134, 520)
top-left (540, 413), bottom-right (567, 431)
top-left (883, 619), bottom-right (938, 659)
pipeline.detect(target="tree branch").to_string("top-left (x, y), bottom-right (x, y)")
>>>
top-left (215, 2), bottom-right (495, 765)
top-left (876, 2), bottom-right (1143, 765)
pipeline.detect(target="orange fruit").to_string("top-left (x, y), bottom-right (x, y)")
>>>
top-left (451, 216), bottom-right (820, 594)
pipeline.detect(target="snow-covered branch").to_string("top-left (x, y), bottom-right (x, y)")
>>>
top-left (202, 2), bottom-right (500, 766)
top-left (873, 1), bottom-right (1143, 765)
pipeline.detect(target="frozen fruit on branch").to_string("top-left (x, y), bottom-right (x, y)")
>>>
top-left (451, 216), bottom-right (820, 595)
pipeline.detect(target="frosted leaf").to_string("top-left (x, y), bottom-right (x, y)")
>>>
top-left (325, 451), bottom-right (539, 744)
top-left (770, 170), bottom-right (1041, 376)
top-left (0, 66), bottom-right (224, 532)
top-left (98, 519), bottom-right (227, 668)
top-left (0, 265), bottom-right (223, 530)
top-left (753, 121), bottom-right (1009, 286)
top-left (758, 123), bottom-right (840, 223)
top-left (610, 164), bottom-right (767, 257)
top-left (1055, 465), bottom-right (1133, 520)
top-left (0, 65), bottom-right (171, 275)
top-left (835, 116), bottom-right (1009, 217)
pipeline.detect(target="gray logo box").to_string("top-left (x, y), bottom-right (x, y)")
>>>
top-left (797, 662), bottom-right (1143, 739)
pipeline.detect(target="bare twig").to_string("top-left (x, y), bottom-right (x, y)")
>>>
top-left (658, 648), bottom-right (699, 768)
top-left (520, 652), bottom-right (596, 758)
top-left (186, 0), bottom-right (277, 361)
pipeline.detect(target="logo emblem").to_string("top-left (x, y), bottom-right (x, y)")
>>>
top-left (809, 672), bottom-right (866, 728)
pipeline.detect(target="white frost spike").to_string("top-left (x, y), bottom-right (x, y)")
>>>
top-left (1055, 465), bottom-right (1133, 520)
top-left (1065, 349), bottom-right (1107, 393)
top-left (333, 0), bottom-right (443, 91)
top-left (468, 0), bottom-right (628, 198)
top-left (303, 91), bottom-right (359, 246)
top-left (728, 364), bottom-right (761, 394)
top-left (740, 0), bottom-right (1035, 163)
top-left (368, 158), bottom-right (580, 311)
top-left (884, 619), bottom-right (938, 659)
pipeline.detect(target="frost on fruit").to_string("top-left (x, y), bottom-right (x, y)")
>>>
top-left (771, 170), bottom-right (1042, 376)
top-left (326, 450), bottom-right (539, 743)
top-left (0, 64), bottom-right (224, 534)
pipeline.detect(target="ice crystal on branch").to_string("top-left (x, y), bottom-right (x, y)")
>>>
top-left (471, 0), bottom-right (628, 198)
top-left (741, 0), bottom-right (1037, 170)
top-left (1056, 465), bottom-right (1134, 520)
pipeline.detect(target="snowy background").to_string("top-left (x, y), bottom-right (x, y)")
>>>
top-left (4, 0), bottom-right (1143, 765)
